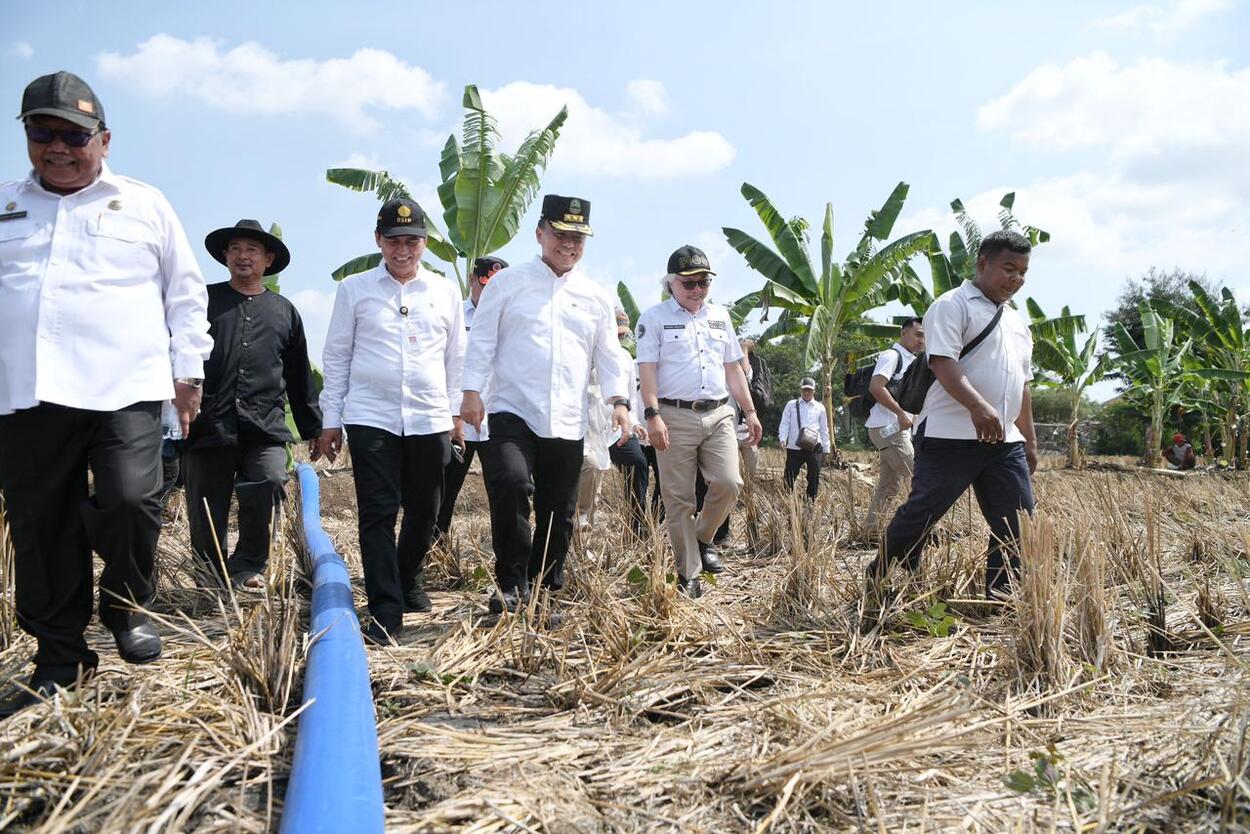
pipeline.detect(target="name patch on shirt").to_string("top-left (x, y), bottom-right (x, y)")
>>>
top-left (662, 324), bottom-right (686, 330)
top-left (0, 210), bottom-right (28, 222)
top-left (709, 320), bottom-right (727, 330)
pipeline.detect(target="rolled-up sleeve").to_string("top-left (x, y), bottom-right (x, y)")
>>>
top-left (319, 281), bottom-right (355, 429)
top-left (158, 196), bottom-right (211, 379)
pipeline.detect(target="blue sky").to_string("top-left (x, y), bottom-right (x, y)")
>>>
top-left (5, 1), bottom-right (1248, 400)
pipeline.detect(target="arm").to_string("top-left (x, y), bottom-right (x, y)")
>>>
top-left (1014, 384), bottom-right (1038, 474)
top-left (590, 302), bottom-right (630, 444)
top-left (639, 362), bottom-right (668, 451)
top-left (281, 306), bottom-right (323, 441)
top-left (818, 402), bottom-right (831, 451)
top-left (929, 356), bottom-right (1004, 443)
top-left (725, 360), bottom-right (762, 445)
top-left (315, 281), bottom-right (355, 462)
top-left (444, 286), bottom-right (466, 445)
top-left (460, 278), bottom-right (504, 430)
top-left (868, 374), bottom-right (912, 430)
top-left (778, 400), bottom-right (792, 448)
top-left (157, 198), bottom-right (212, 436)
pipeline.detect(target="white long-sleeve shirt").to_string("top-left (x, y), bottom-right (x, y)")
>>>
top-left (0, 164), bottom-right (211, 414)
top-left (778, 397), bottom-right (831, 451)
top-left (320, 263), bottom-right (465, 435)
top-left (461, 297), bottom-right (490, 443)
top-left (461, 256), bottom-right (624, 440)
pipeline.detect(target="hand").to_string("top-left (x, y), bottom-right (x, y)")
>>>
top-left (779, 439), bottom-right (788, 450)
top-left (307, 438), bottom-right (320, 460)
top-left (316, 428), bottom-right (343, 463)
top-left (460, 391), bottom-right (484, 431)
top-left (631, 423), bottom-right (649, 444)
top-left (647, 415), bottom-right (670, 451)
top-left (612, 404), bottom-right (631, 447)
top-left (1024, 442), bottom-right (1038, 475)
top-left (970, 403), bottom-right (1004, 444)
top-left (172, 381), bottom-right (202, 439)
top-left (451, 417), bottom-right (465, 449)
top-left (744, 412), bottom-right (763, 446)
top-left (896, 412), bottom-right (914, 431)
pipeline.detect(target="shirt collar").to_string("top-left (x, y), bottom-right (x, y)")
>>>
top-left (891, 341), bottom-right (915, 360)
top-left (379, 263), bottom-right (425, 288)
top-left (960, 279), bottom-right (999, 306)
top-left (666, 296), bottom-right (708, 318)
top-left (24, 161), bottom-right (121, 197)
top-left (533, 254), bottom-right (577, 281)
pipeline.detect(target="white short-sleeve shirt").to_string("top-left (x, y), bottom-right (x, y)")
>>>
top-left (634, 298), bottom-right (744, 400)
top-left (865, 342), bottom-right (916, 430)
top-left (919, 281), bottom-right (1033, 441)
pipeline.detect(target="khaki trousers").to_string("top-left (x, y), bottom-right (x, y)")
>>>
top-left (656, 404), bottom-right (742, 579)
top-left (865, 425), bottom-right (915, 531)
top-left (739, 441), bottom-right (759, 479)
top-left (576, 455), bottom-right (605, 526)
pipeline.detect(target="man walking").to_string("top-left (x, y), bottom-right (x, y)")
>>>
top-left (317, 198), bottom-right (465, 644)
top-left (182, 219), bottom-right (321, 590)
top-left (865, 230), bottom-right (1038, 606)
top-left (435, 255), bottom-right (507, 540)
top-left (0, 72), bottom-right (212, 716)
top-left (862, 317), bottom-right (924, 537)
top-left (637, 246), bottom-right (762, 598)
top-left (778, 379), bottom-right (831, 500)
top-left (461, 195), bottom-right (629, 615)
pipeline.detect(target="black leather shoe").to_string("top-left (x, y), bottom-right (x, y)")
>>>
top-left (403, 587), bottom-right (432, 613)
top-left (677, 575), bottom-right (703, 599)
top-left (0, 676), bottom-right (82, 720)
top-left (110, 617), bottom-right (162, 664)
top-left (363, 620), bottom-right (400, 647)
top-left (698, 540), bottom-right (724, 574)
top-left (487, 587), bottom-right (522, 615)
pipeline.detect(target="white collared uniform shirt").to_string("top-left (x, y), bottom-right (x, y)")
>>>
top-left (920, 281), bottom-right (1033, 441)
top-left (634, 298), bottom-right (744, 400)
top-left (461, 297), bottom-right (489, 443)
top-left (461, 256), bottom-right (624, 441)
top-left (778, 397), bottom-right (831, 451)
top-left (865, 342), bottom-right (916, 430)
top-left (320, 264), bottom-right (465, 436)
top-left (0, 164), bottom-right (211, 414)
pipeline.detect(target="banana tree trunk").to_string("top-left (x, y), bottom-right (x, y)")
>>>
top-left (1144, 393), bottom-right (1164, 468)
top-left (1238, 417), bottom-right (1249, 470)
top-left (1066, 391), bottom-right (1082, 469)
top-left (1202, 421), bottom-right (1214, 459)
top-left (822, 364), bottom-right (838, 458)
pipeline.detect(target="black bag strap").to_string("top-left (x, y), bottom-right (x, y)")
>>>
top-left (959, 306), bottom-right (1004, 359)
top-left (891, 347), bottom-right (904, 378)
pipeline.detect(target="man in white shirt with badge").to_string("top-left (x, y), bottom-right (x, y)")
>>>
top-left (862, 317), bottom-right (925, 536)
top-left (436, 255), bottom-right (506, 540)
top-left (316, 198), bottom-right (466, 645)
top-left (865, 231), bottom-right (1038, 608)
top-left (461, 195), bottom-right (629, 616)
top-left (778, 378), bottom-right (832, 500)
top-left (0, 72), bottom-right (212, 717)
top-left (637, 246), bottom-right (762, 598)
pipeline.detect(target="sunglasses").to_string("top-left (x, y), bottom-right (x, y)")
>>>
top-left (677, 278), bottom-right (711, 290)
top-left (25, 124), bottom-right (100, 148)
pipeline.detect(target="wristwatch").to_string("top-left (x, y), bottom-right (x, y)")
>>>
top-left (175, 377), bottom-right (204, 389)
top-left (612, 398), bottom-right (630, 410)
top-left (644, 406), bottom-right (660, 420)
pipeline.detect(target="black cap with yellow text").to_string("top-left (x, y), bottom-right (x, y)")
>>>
top-left (541, 194), bottom-right (593, 235)
top-left (19, 71), bottom-right (105, 129)
top-left (666, 245), bottom-right (716, 276)
top-left (376, 197), bottom-right (427, 238)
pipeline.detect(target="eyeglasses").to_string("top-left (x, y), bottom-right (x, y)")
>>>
top-left (677, 278), bottom-right (711, 290)
top-left (25, 124), bottom-right (99, 148)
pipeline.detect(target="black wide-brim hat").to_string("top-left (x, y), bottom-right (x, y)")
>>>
top-left (205, 219), bottom-right (290, 276)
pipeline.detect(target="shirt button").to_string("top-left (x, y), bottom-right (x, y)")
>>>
top-left (245, 316), bottom-right (251, 321)
top-left (242, 342), bottom-right (248, 347)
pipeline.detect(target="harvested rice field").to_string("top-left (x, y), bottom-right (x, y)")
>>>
top-left (1, 449), bottom-right (1248, 832)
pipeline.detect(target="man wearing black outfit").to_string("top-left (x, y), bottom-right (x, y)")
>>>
top-left (182, 220), bottom-right (322, 590)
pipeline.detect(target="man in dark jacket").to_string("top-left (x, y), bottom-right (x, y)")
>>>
top-left (182, 220), bottom-right (321, 590)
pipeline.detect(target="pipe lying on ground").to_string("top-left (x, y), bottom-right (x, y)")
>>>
top-left (281, 463), bottom-right (383, 834)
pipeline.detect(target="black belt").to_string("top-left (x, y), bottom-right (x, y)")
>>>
top-left (658, 397), bottom-right (728, 412)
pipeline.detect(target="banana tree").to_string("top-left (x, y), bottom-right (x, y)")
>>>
top-left (326, 85), bottom-right (567, 296)
top-left (1109, 305), bottom-right (1191, 467)
top-left (1026, 299), bottom-right (1110, 468)
top-left (724, 181), bottom-right (935, 455)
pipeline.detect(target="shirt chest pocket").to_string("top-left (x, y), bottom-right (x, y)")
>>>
top-left (660, 327), bottom-right (697, 358)
top-left (86, 212), bottom-right (159, 276)
top-left (0, 219), bottom-right (39, 274)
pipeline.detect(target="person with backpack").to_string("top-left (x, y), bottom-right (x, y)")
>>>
top-left (778, 378), bottom-right (831, 500)
top-left (862, 317), bottom-right (925, 537)
top-left (864, 230), bottom-right (1038, 611)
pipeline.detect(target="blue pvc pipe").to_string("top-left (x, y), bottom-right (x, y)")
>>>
top-left (280, 463), bottom-right (384, 834)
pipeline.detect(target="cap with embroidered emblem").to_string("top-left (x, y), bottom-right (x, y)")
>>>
top-left (376, 197), bottom-right (427, 238)
top-left (19, 71), bottom-right (105, 130)
top-left (667, 245), bottom-right (716, 276)
top-left (541, 194), bottom-right (593, 235)
top-left (473, 256), bottom-right (508, 277)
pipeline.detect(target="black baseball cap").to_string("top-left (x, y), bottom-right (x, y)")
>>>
top-left (376, 197), bottom-right (427, 238)
top-left (541, 194), bottom-right (593, 235)
top-left (19, 71), bottom-right (105, 130)
top-left (667, 245), bottom-right (716, 276)
top-left (473, 256), bottom-right (508, 278)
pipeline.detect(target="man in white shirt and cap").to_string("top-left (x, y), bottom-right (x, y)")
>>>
top-left (436, 255), bottom-right (507, 540)
top-left (0, 72), bottom-right (212, 717)
top-left (778, 378), bottom-right (832, 500)
top-left (862, 317), bottom-right (925, 536)
top-left (316, 197), bottom-right (466, 645)
top-left (636, 246), bottom-right (762, 598)
top-left (461, 195), bottom-right (629, 615)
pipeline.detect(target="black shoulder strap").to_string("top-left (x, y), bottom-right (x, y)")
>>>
top-left (891, 347), bottom-right (904, 377)
top-left (959, 306), bottom-right (1005, 359)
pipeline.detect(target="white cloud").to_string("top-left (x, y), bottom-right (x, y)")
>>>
top-left (7, 41), bottom-right (33, 60)
top-left (96, 35), bottom-right (444, 131)
top-left (479, 81), bottom-right (735, 179)
top-left (1092, 0), bottom-right (1232, 31)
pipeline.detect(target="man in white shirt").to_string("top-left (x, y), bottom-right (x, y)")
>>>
top-left (461, 195), bottom-right (629, 615)
top-left (778, 379), bottom-right (832, 499)
top-left (637, 246), bottom-right (763, 598)
top-left (862, 317), bottom-right (925, 535)
top-left (607, 308), bottom-right (650, 539)
top-left (436, 255), bottom-right (507, 540)
top-left (865, 231), bottom-right (1038, 608)
top-left (316, 198), bottom-right (466, 645)
top-left (0, 72), bottom-right (212, 717)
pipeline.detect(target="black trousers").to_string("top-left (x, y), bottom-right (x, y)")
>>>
top-left (608, 436), bottom-right (648, 537)
top-left (481, 412), bottom-right (583, 593)
top-left (641, 444), bottom-right (664, 521)
top-left (435, 439), bottom-right (483, 537)
top-left (183, 443), bottom-right (288, 578)
top-left (867, 430), bottom-right (1035, 598)
top-left (784, 448), bottom-right (822, 499)
top-left (0, 401), bottom-right (162, 681)
top-left (345, 425), bottom-right (449, 629)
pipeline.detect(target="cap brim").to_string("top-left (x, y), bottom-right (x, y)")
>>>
top-left (20, 106), bottom-right (101, 130)
top-left (548, 220), bottom-right (594, 236)
top-left (205, 227), bottom-right (292, 276)
top-left (675, 268), bottom-right (716, 276)
top-left (378, 226), bottom-right (427, 238)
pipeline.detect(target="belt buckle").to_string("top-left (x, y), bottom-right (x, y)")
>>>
top-left (694, 400), bottom-right (711, 412)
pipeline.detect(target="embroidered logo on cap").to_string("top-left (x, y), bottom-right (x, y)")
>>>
top-left (77, 100), bottom-right (94, 114)
top-left (569, 199), bottom-right (581, 214)
top-left (397, 205), bottom-right (412, 219)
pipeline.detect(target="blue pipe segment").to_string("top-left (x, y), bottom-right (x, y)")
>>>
top-left (281, 463), bottom-right (384, 834)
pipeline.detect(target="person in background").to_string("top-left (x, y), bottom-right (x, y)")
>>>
top-left (778, 378), bottom-right (831, 500)
top-left (862, 317), bottom-right (925, 538)
top-left (607, 307), bottom-right (650, 539)
top-left (1163, 433), bottom-right (1196, 470)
